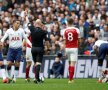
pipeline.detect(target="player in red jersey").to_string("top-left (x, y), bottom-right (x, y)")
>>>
top-left (23, 28), bottom-right (33, 82)
top-left (63, 17), bottom-right (80, 83)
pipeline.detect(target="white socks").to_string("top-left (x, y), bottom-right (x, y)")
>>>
top-left (98, 66), bottom-right (103, 80)
top-left (13, 70), bottom-right (19, 80)
top-left (1, 69), bottom-right (7, 80)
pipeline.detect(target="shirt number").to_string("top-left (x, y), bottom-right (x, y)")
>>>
top-left (68, 32), bottom-right (73, 41)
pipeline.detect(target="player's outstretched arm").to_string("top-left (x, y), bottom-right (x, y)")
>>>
top-left (93, 45), bottom-right (99, 56)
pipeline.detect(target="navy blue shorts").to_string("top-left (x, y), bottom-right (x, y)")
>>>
top-left (7, 48), bottom-right (23, 62)
top-left (98, 43), bottom-right (108, 60)
top-left (0, 51), bottom-right (3, 61)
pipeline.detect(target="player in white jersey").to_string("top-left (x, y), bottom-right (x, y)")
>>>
top-left (93, 39), bottom-right (108, 83)
top-left (0, 19), bottom-right (32, 83)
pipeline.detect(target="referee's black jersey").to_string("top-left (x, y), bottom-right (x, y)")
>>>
top-left (28, 25), bottom-right (48, 48)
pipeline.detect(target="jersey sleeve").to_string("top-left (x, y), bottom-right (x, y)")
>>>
top-left (93, 40), bottom-right (99, 50)
top-left (63, 29), bottom-right (66, 40)
top-left (1, 30), bottom-right (9, 42)
top-left (76, 28), bottom-right (80, 38)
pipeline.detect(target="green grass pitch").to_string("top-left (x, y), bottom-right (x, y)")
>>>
top-left (0, 78), bottom-right (108, 90)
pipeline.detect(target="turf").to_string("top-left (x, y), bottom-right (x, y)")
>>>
top-left (0, 78), bottom-right (108, 90)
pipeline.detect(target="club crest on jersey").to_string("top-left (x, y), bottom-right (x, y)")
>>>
top-left (11, 37), bottom-right (20, 41)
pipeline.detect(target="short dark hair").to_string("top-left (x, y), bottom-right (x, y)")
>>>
top-left (57, 52), bottom-right (63, 58)
top-left (67, 17), bottom-right (74, 25)
top-left (13, 19), bottom-right (20, 23)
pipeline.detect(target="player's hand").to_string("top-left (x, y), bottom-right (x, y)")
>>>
top-left (0, 42), bottom-right (3, 49)
top-left (30, 45), bottom-right (32, 48)
top-left (22, 46), bottom-right (26, 51)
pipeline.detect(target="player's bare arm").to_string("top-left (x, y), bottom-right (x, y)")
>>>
top-left (93, 45), bottom-right (99, 56)
top-left (78, 38), bottom-right (81, 48)
top-left (0, 41), bottom-right (3, 50)
top-left (22, 39), bottom-right (26, 51)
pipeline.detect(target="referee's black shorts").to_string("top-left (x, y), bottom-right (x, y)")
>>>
top-left (31, 46), bottom-right (44, 63)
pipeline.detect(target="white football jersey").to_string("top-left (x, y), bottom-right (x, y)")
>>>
top-left (1, 28), bottom-right (31, 48)
top-left (24, 27), bottom-right (31, 37)
top-left (93, 40), bottom-right (108, 48)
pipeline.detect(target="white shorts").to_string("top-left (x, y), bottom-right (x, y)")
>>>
top-left (65, 48), bottom-right (78, 61)
top-left (26, 47), bottom-right (33, 61)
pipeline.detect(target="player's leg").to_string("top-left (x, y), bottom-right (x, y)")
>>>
top-left (6, 48), bottom-right (15, 81)
top-left (35, 53), bottom-right (43, 83)
top-left (103, 47), bottom-right (108, 82)
top-left (0, 43), bottom-right (7, 83)
top-left (102, 55), bottom-right (108, 83)
top-left (31, 47), bottom-right (37, 81)
top-left (25, 61), bottom-right (32, 81)
top-left (34, 62), bottom-right (42, 83)
top-left (66, 48), bottom-right (78, 83)
top-left (0, 61), bottom-right (8, 83)
top-left (25, 47), bottom-right (32, 82)
top-left (97, 46), bottom-right (105, 83)
top-left (105, 45), bottom-right (108, 71)
top-left (7, 61), bottom-right (14, 83)
top-left (13, 61), bottom-right (20, 83)
top-left (106, 56), bottom-right (108, 70)
top-left (98, 59), bottom-right (104, 82)
top-left (31, 47), bottom-right (43, 84)
top-left (13, 48), bottom-right (23, 83)
top-left (39, 60), bottom-right (45, 81)
top-left (68, 61), bottom-right (76, 83)
top-left (0, 51), bottom-right (7, 83)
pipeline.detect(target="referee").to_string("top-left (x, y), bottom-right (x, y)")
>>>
top-left (28, 19), bottom-right (48, 84)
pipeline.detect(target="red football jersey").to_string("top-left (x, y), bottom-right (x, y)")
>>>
top-left (26, 36), bottom-right (32, 48)
top-left (64, 27), bottom-right (79, 48)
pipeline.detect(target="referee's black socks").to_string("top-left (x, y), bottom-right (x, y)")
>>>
top-left (7, 66), bottom-right (11, 71)
top-left (35, 65), bottom-right (41, 81)
top-left (1, 65), bottom-right (5, 69)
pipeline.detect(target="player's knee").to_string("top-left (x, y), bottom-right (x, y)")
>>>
top-left (27, 61), bottom-right (32, 66)
top-left (26, 63), bottom-right (31, 68)
top-left (7, 62), bottom-right (13, 66)
top-left (0, 61), bottom-right (3, 66)
top-left (69, 61), bottom-right (76, 66)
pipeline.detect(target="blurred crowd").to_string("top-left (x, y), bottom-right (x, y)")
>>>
top-left (0, 0), bottom-right (108, 55)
